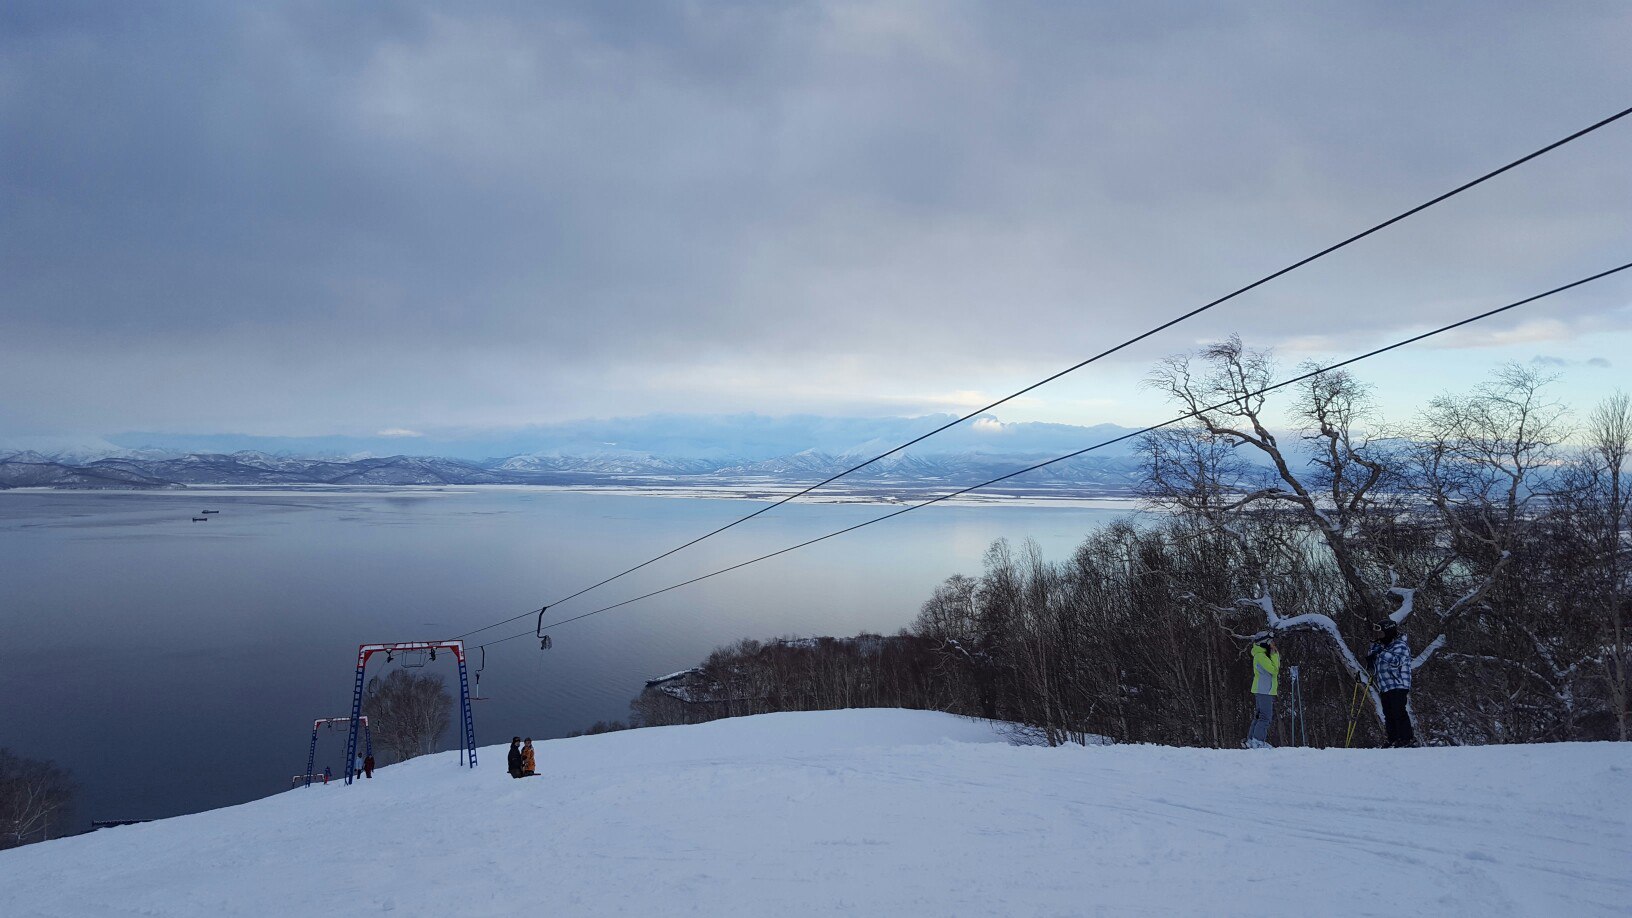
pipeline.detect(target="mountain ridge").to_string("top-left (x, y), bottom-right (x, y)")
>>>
top-left (0, 447), bottom-right (1144, 496)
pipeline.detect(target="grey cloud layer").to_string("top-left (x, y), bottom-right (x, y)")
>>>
top-left (3, 1), bottom-right (1629, 434)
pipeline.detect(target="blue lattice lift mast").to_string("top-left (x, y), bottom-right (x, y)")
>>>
top-left (344, 641), bottom-right (477, 784)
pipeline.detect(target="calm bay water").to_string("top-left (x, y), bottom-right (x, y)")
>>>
top-left (0, 487), bottom-right (1135, 829)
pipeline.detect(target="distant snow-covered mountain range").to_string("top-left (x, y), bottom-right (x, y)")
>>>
top-left (0, 415), bottom-right (1157, 496)
top-left (0, 447), bottom-right (1144, 496)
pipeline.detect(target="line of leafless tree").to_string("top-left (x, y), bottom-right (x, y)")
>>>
top-left (631, 635), bottom-right (948, 728)
top-left (632, 345), bottom-right (1629, 748)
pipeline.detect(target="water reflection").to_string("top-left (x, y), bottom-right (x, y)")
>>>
top-left (0, 487), bottom-right (1133, 829)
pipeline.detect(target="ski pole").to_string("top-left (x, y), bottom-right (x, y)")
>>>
top-left (1343, 676), bottom-right (1369, 748)
top-left (1287, 665), bottom-right (1301, 747)
top-left (1295, 666), bottom-right (1308, 748)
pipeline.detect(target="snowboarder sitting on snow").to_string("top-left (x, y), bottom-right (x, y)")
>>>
top-left (508, 736), bottom-right (524, 778)
top-left (522, 738), bottom-right (537, 777)
top-left (1367, 620), bottom-right (1415, 748)
top-left (1245, 635), bottom-right (1280, 749)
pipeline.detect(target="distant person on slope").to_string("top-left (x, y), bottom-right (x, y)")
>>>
top-left (508, 736), bottom-right (524, 778)
top-left (522, 738), bottom-right (537, 777)
top-left (1367, 621), bottom-right (1415, 747)
top-left (1245, 636), bottom-right (1280, 748)
top-left (363, 753), bottom-right (375, 779)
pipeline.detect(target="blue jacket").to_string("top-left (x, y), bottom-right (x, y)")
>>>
top-left (1368, 635), bottom-right (1412, 692)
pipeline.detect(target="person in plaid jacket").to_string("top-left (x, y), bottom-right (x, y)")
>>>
top-left (1367, 620), bottom-right (1415, 747)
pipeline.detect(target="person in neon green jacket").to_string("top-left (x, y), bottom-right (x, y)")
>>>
top-left (1246, 636), bottom-right (1280, 748)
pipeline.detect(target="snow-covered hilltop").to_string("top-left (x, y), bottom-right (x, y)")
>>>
top-left (1, 710), bottom-right (1626, 917)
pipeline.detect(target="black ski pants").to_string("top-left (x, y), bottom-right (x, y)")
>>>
top-left (1381, 688), bottom-right (1415, 747)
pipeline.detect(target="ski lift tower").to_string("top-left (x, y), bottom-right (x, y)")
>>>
top-left (343, 640), bottom-right (478, 785)
top-left (302, 716), bottom-right (372, 788)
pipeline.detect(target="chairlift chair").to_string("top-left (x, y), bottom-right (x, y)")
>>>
top-left (472, 645), bottom-right (490, 701)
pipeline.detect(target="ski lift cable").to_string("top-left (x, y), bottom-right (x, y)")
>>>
top-left (477, 260), bottom-right (1632, 647)
top-left (453, 103), bottom-right (1632, 643)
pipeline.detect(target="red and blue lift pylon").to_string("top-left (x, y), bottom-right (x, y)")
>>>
top-left (343, 641), bottom-right (477, 785)
top-left (303, 716), bottom-right (371, 788)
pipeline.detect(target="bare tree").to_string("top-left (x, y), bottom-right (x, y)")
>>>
top-left (1144, 338), bottom-right (1391, 687)
top-left (1405, 366), bottom-right (1566, 624)
top-left (1549, 391), bottom-right (1631, 739)
top-left (912, 574), bottom-right (980, 642)
top-left (362, 670), bottom-right (454, 763)
top-left (1591, 392), bottom-right (1632, 740)
top-left (0, 749), bottom-right (76, 849)
top-left (1392, 365), bottom-right (1583, 740)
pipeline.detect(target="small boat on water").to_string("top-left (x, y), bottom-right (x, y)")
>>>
top-left (191, 516), bottom-right (208, 522)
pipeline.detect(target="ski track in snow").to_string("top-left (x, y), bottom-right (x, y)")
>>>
top-left (1, 710), bottom-right (1627, 917)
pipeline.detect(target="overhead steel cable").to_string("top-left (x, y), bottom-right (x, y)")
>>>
top-left (455, 103), bottom-right (1632, 642)
top-left (469, 260), bottom-right (1632, 647)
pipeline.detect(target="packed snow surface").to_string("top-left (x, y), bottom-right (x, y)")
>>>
top-left (3, 710), bottom-right (1628, 917)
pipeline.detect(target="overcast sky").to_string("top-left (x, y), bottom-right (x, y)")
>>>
top-left (3, 1), bottom-right (1629, 445)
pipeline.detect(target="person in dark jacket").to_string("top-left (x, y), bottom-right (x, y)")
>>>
top-left (363, 754), bottom-right (375, 779)
top-left (1367, 620), bottom-right (1415, 747)
top-left (507, 736), bottom-right (524, 778)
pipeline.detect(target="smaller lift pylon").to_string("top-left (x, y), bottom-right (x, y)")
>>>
top-left (303, 716), bottom-right (371, 788)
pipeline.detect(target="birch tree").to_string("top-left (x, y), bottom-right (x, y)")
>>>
top-left (1545, 391), bottom-right (1631, 739)
top-left (0, 749), bottom-right (75, 849)
top-left (362, 670), bottom-right (454, 763)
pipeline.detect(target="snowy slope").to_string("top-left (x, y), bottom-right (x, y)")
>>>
top-left (1, 710), bottom-right (1627, 917)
